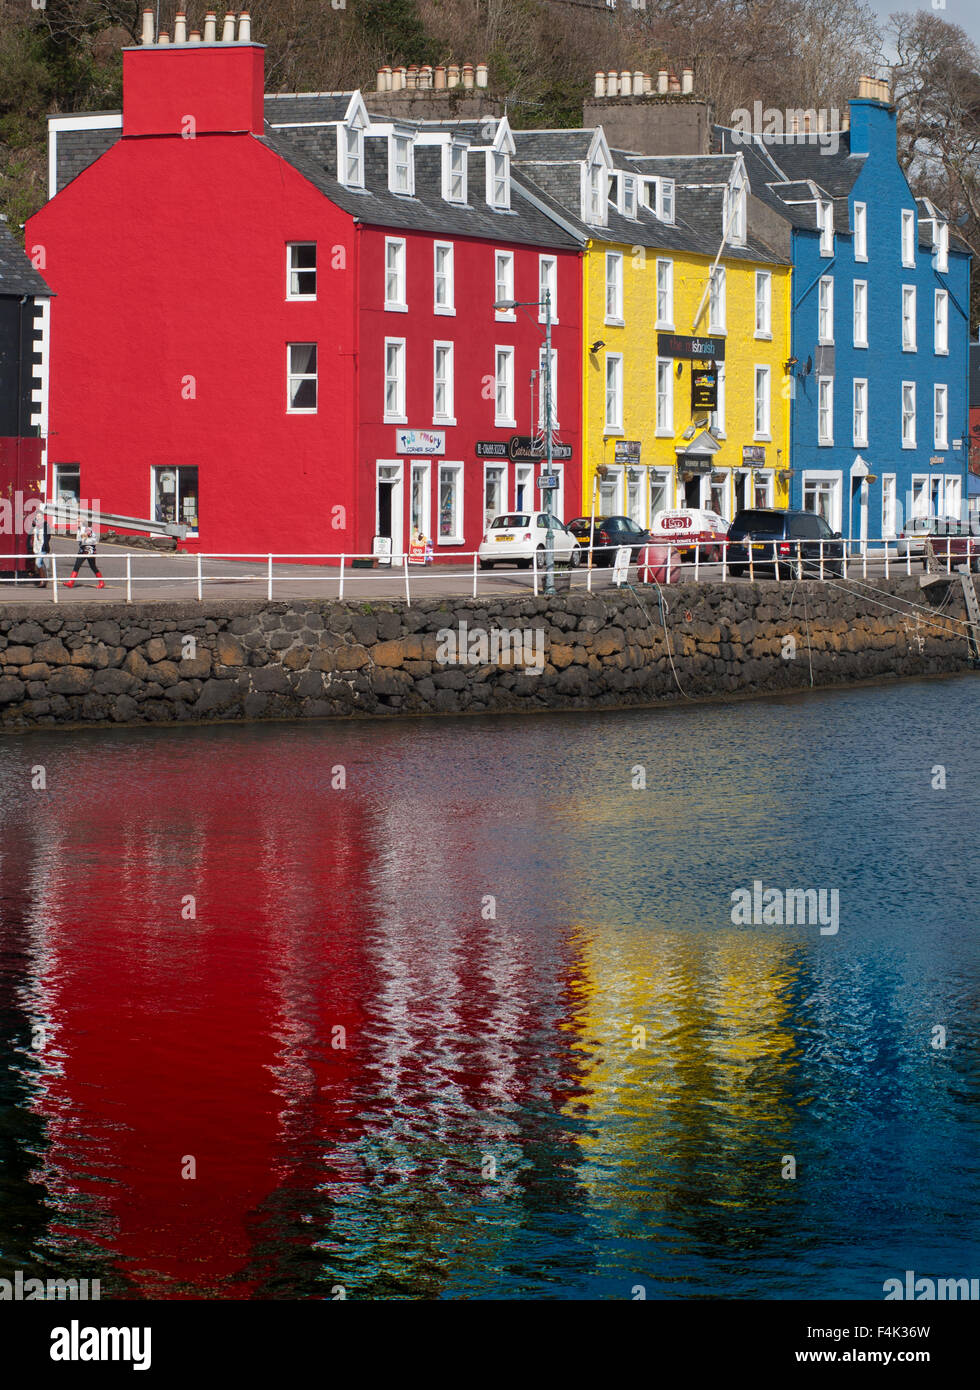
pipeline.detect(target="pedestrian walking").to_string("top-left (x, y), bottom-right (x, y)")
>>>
top-left (30, 508), bottom-right (51, 588)
top-left (64, 521), bottom-right (104, 589)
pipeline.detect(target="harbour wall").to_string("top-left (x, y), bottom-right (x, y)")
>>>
top-left (0, 578), bottom-right (974, 730)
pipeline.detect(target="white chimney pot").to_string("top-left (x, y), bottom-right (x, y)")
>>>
top-left (221, 13), bottom-right (236, 43)
top-left (238, 13), bottom-right (251, 42)
top-left (140, 8), bottom-right (155, 44)
top-left (204, 12), bottom-right (217, 42)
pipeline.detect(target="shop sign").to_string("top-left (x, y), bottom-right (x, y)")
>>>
top-left (657, 333), bottom-right (726, 361)
top-left (509, 435), bottom-right (573, 462)
top-left (742, 445), bottom-right (766, 464)
top-left (614, 440), bottom-right (642, 463)
top-left (396, 429), bottom-right (444, 455)
top-left (372, 535), bottom-right (393, 566)
top-left (691, 365), bottom-right (718, 411)
top-left (475, 441), bottom-right (508, 459)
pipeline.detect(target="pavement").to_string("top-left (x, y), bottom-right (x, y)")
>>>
top-left (0, 536), bottom-right (930, 606)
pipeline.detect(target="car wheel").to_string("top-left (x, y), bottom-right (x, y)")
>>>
top-left (730, 565), bottom-right (745, 578)
top-left (569, 545), bottom-right (581, 568)
top-left (479, 560), bottom-right (494, 571)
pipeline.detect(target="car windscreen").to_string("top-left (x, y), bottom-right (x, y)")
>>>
top-left (730, 511), bottom-right (785, 538)
top-left (491, 515), bottom-right (529, 528)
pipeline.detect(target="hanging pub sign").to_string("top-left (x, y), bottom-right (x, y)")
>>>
top-left (691, 364), bottom-right (718, 411)
top-left (742, 445), bottom-right (766, 464)
top-left (657, 332), bottom-right (726, 361)
top-left (614, 440), bottom-right (642, 464)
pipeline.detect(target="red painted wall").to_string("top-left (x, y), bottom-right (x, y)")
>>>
top-left (122, 45), bottom-right (265, 137)
top-left (0, 435), bottom-right (42, 572)
top-left (28, 135), bottom-right (358, 558)
top-left (357, 228), bottom-right (583, 556)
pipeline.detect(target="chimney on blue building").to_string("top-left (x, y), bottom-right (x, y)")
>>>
top-left (848, 76), bottom-right (894, 157)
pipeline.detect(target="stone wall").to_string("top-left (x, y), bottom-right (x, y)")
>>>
top-left (0, 578), bottom-right (974, 730)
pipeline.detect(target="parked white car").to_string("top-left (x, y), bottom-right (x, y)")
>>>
top-left (479, 512), bottom-right (582, 570)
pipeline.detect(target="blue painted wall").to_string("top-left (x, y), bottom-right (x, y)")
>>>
top-left (789, 97), bottom-right (971, 541)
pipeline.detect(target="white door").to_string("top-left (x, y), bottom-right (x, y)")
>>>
top-left (376, 462), bottom-right (404, 560)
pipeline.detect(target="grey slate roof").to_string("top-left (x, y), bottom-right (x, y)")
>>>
top-left (0, 221), bottom-right (52, 297)
top-left (262, 128), bottom-right (584, 249)
top-left (265, 93), bottom-right (358, 125)
top-left (55, 124), bottom-right (122, 194)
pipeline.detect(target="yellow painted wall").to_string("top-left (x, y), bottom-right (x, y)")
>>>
top-left (580, 240), bottom-right (792, 523)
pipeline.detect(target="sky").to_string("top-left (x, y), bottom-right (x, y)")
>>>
top-left (870, 0), bottom-right (980, 52)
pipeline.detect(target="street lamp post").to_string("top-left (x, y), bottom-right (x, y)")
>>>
top-left (493, 290), bottom-right (557, 595)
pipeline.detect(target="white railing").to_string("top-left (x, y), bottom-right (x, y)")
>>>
top-left (0, 535), bottom-right (975, 603)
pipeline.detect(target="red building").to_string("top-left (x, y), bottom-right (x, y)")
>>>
top-left (27, 19), bottom-right (583, 561)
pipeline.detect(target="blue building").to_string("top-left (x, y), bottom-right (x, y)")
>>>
top-left (718, 82), bottom-right (972, 547)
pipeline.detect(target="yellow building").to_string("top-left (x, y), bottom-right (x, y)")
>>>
top-left (513, 133), bottom-right (793, 523)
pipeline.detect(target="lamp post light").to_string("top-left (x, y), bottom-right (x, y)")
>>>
top-left (493, 289), bottom-right (556, 595)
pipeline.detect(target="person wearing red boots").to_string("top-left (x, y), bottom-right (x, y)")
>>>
top-left (64, 522), bottom-right (104, 589)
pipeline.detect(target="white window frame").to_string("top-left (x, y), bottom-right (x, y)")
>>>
top-left (538, 347), bottom-right (558, 431)
top-left (935, 221), bottom-right (949, 273)
top-left (818, 276), bottom-right (834, 344)
top-left (658, 178), bottom-right (674, 224)
top-left (934, 383), bottom-right (948, 450)
top-left (340, 121), bottom-right (364, 190)
top-left (945, 474), bottom-right (961, 519)
top-left (287, 342), bottom-right (317, 415)
top-left (494, 251), bottom-right (515, 321)
top-left (385, 237), bottom-right (407, 312)
top-left (934, 289), bottom-right (948, 355)
top-left (436, 461), bottom-right (464, 545)
top-left (902, 285), bottom-right (917, 351)
top-left (853, 202), bottom-right (867, 261)
top-left (604, 352), bottom-right (623, 434)
top-left (433, 341), bottom-right (455, 425)
top-left (494, 346), bottom-right (515, 427)
top-left (881, 473), bottom-right (897, 539)
top-left (754, 365), bottom-right (771, 441)
top-left (853, 279), bottom-right (868, 348)
top-left (586, 159), bottom-right (607, 226)
top-left (389, 131), bottom-right (415, 196)
top-left (802, 471), bottom-right (843, 532)
top-left (622, 174), bottom-right (638, 220)
top-left (755, 271), bottom-right (772, 338)
top-left (852, 378), bottom-right (868, 448)
top-left (434, 241), bottom-right (455, 315)
top-left (443, 140), bottom-right (468, 204)
top-left (910, 474), bottom-right (929, 520)
top-left (708, 266), bottom-right (726, 334)
top-left (487, 149), bottom-right (510, 211)
top-left (286, 242), bottom-right (317, 301)
top-left (656, 258), bottom-right (674, 329)
top-left (538, 255), bottom-right (558, 324)
top-left (656, 357), bottom-right (673, 437)
top-left (649, 468), bottom-right (674, 524)
top-left (901, 380), bottom-right (916, 449)
top-left (384, 337), bottom-right (407, 423)
top-left (819, 200), bottom-right (834, 257)
top-left (605, 251), bottom-right (624, 324)
top-left (710, 362), bottom-right (726, 437)
top-left (901, 209), bottom-right (915, 267)
top-left (410, 460), bottom-right (432, 541)
top-left (817, 376), bottom-right (834, 446)
top-left (482, 461), bottom-right (508, 525)
top-left (728, 177), bottom-right (747, 246)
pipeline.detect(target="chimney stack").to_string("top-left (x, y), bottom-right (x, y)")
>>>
top-left (476, 62), bottom-right (488, 89)
top-left (657, 69), bottom-right (668, 94)
top-left (681, 68), bottom-right (693, 95)
top-left (434, 65), bottom-right (446, 90)
top-left (140, 8), bottom-right (154, 44)
top-left (595, 71), bottom-right (606, 97)
top-left (462, 62), bottom-right (475, 90)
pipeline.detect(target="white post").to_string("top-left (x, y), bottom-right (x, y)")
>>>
top-left (819, 540), bottom-right (824, 580)
top-left (884, 539), bottom-right (889, 580)
top-left (404, 554), bottom-right (410, 603)
top-left (339, 554), bottom-right (345, 600)
top-left (906, 543), bottom-right (911, 576)
top-left (472, 551), bottom-right (478, 598)
top-left (196, 552), bottom-right (203, 601)
top-left (862, 544), bottom-right (867, 579)
top-left (721, 539), bottom-right (727, 583)
top-left (796, 541), bottom-right (802, 581)
top-left (842, 542), bottom-right (848, 579)
top-left (267, 554), bottom-right (273, 601)
top-left (51, 551), bottom-right (58, 604)
top-left (126, 552), bottom-right (132, 602)
top-left (694, 541), bottom-right (700, 583)
top-left (532, 545), bottom-right (539, 596)
top-left (749, 544), bottom-right (754, 582)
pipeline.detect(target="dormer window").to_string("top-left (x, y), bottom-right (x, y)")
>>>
top-left (389, 132), bottom-right (414, 196)
top-left (586, 161), bottom-right (606, 225)
top-left (444, 141), bottom-right (467, 204)
top-left (819, 200), bottom-right (833, 256)
top-left (337, 96), bottom-right (368, 191)
top-left (488, 150), bottom-right (510, 210)
top-left (622, 174), bottom-right (637, 219)
top-left (727, 175), bottom-right (747, 246)
top-left (658, 178), bottom-right (674, 223)
top-left (935, 220), bottom-right (949, 273)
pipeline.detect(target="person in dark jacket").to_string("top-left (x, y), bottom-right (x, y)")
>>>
top-left (64, 522), bottom-right (104, 589)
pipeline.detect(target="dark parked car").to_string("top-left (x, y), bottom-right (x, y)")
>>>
top-left (567, 515), bottom-right (653, 566)
top-left (728, 508), bottom-right (845, 579)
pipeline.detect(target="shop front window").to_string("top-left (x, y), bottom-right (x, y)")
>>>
top-left (484, 465), bottom-right (505, 524)
top-left (153, 466), bottom-right (199, 534)
top-left (438, 463), bottom-right (463, 543)
top-left (753, 471), bottom-right (773, 509)
top-left (710, 472), bottom-right (729, 519)
top-left (410, 463), bottom-right (430, 542)
top-left (649, 470), bottom-right (672, 523)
